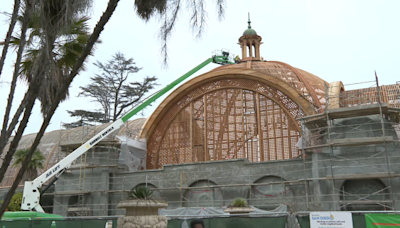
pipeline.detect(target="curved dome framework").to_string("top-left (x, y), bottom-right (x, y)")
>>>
top-left (215, 61), bottom-right (327, 110)
top-left (142, 68), bottom-right (319, 169)
top-left (0, 118), bottom-right (146, 187)
top-left (141, 21), bottom-right (328, 169)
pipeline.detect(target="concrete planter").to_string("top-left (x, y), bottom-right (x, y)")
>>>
top-left (224, 207), bottom-right (254, 215)
top-left (117, 199), bottom-right (168, 228)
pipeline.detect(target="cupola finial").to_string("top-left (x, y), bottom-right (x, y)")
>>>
top-left (248, 12), bottom-right (251, 29)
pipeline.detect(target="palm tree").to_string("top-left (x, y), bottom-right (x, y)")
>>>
top-left (0, 0), bottom-right (118, 217)
top-left (7, 13), bottom-right (96, 114)
top-left (13, 148), bottom-right (45, 182)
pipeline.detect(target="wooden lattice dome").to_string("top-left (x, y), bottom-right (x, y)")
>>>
top-left (141, 61), bottom-right (328, 169)
top-left (141, 19), bottom-right (330, 169)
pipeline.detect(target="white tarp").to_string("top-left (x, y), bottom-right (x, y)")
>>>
top-left (159, 204), bottom-right (287, 219)
top-left (160, 205), bottom-right (288, 228)
top-left (116, 136), bottom-right (146, 171)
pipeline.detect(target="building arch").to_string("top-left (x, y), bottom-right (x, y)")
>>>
top-left (250, 175), bottom-right (292, 210)
top-left (184, 179), bottom-right (223, 207)
top-left (340, 179), bottom-right (390, 211)
top-left (141, 68), bottom-right (315, 139)
top-left (143, 69), bottom-right (312, 169)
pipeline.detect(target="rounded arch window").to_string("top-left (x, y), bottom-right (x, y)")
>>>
top-left (184, 180), bottom-right (223, 207)
top-left (340, 179), bottom-right (390, 211)
top-left (250, 176), bottom-right (292, 210)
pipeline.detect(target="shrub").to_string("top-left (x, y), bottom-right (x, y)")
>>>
top-left (230, 198), bottom-right (248, 207)
top-left (130, 186), bottom-right (154, 200)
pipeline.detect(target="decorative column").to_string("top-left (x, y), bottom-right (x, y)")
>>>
top-left (255, 41), bottom-right (261, 60)
top-left (241, 41), bottom-right (247, 58)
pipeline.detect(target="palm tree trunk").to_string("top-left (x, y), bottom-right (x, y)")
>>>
top-left (0, 0), bottom-right (21, 79)
top-left (0, 89), bottom-right (38, 184)
top-left (0, 0), bottom-right (121, 218)
top-left (0, 89), bottom-right (37, 216)
top-left (0, 0), bottom-right (31, 152)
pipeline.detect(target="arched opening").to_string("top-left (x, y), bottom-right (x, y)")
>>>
top-left (184, 180), bottom-right (223, 207)
top-left (248, 45), bottom-right (252, 57)
top-left (340, 179), bottom-right (390, 211)
top-left (250, 176), bottom-right (292, 210)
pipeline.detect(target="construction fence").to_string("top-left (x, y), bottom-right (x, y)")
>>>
top-left (2, 212), bottom-right (400, 228)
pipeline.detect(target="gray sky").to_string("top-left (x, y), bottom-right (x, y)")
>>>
top-left (1, 0), bottom-right (399, 135)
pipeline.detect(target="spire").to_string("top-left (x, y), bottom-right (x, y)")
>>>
top-left (248, 12), bottom-right (251, 29)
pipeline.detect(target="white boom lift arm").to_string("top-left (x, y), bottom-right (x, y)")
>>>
top-left (21, 51), bottom-right (235, 212)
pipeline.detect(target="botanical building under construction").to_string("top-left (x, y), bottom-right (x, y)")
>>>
top-left (1, 20), bottom-right (400, 217)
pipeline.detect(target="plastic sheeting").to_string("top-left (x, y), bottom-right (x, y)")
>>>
top-left (161, 205), bottom-right (288, 228)
top-left (167, 216), bottom-right (288, 228)
top-left (116, 136), bottom-right (147, 171)
top-left (159, 204), bottom-right (287, 219)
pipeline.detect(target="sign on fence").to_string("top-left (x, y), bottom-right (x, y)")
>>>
top-left (310, 212), bottom-right (353, 228)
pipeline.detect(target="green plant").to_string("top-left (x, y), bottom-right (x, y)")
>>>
top-left (230, 198), bottom-right (248, 207)
top-left (7, 193), bottom-right (23, 211)
top-left (130, 186), bottom-right (154, 200)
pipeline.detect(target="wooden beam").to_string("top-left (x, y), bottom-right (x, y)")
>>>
top-left (241, 89), bottom-right (246, 159)
top-left (190, 102), bottom-right (193, 162)
top-left (257, 93), bottom-right (264, 161)
top-left (203, 95), bottom-right (208, 162)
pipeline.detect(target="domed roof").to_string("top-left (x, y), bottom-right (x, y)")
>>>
top-left (213, 61), bottom-right (327, 109)
top-left (0, 118), bottom-right (147, 187)
top-left (243, 28), bottom-right (257, 36)
top-left (242, 15), bottom-right (257, 36)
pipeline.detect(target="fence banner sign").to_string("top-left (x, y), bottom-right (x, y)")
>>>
top-left (310, 212), bottom-right (353, 228)
top-left (365, 214), bottom-right (400, 228)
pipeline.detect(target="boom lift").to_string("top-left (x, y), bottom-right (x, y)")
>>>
top-left (21, 50), bottom-right (235, 213)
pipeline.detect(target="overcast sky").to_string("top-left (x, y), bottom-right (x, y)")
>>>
top-left (0, 0), bottom-right (399, 136)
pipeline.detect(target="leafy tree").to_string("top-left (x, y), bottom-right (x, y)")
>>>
top-left (63, 110), bottom-right (108, 129)
top-left (74, 52), bottom-right (157, 122)
top-left (0, 0), bottom-right (226, 217)
top-left (13, 148), bottom-right (45, 182)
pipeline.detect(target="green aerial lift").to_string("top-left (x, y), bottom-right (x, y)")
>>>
top-left (18, 49), bottom-right (235, 213)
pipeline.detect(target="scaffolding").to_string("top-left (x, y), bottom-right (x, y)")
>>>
top-left (34, 77), bottom-right (399, 217)
top-left (299, 77), bottom-right (400, 211)
top-left (1, 74), bottom-right (400, 218)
